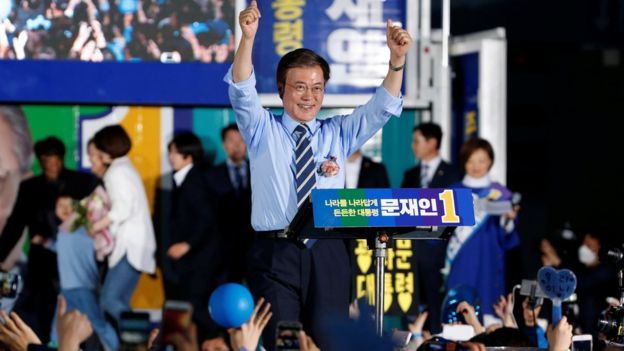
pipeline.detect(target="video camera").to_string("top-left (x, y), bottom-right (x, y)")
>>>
top-left (596, 244), bottom-right (624, 345)
top-left (597, 305), bottom-right (624, 343)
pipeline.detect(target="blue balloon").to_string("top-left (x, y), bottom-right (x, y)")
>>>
top-left (209, 283), bottom-right (255, 328)
top-left (441, 284), bottom-right (482, 324)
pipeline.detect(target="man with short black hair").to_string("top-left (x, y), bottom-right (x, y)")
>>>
top-left (401, 122), bottom-right (460, 334)
top-left (166, 131), bottom-right (221, 339)
top-left (402, 122), bottom-right (459, 189)
top-left (1, 135), bottom-right (98, 342)
top-left (206, 124), bottom-right (252, 284)
top-left (226, 2), bottom-right (412, 349)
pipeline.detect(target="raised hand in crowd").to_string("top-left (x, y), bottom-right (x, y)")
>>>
top-left (493, 293), bottom-right (516, 328)
top-left (12, 30), bottom-right (28, 60)
top-left (0, 310), bottom-right (42, 351)
top-left (167, 322), bottom-right (199, 351)
top-left (146, 328), bottom-right (161, 350)
top-left (64, 0), bottom-right (82, 17)
top-left (69, 22), bottom-right (92, 59)
top-left (546, 316), bottom-right (572, 351)
top-left (90, 20), bottom-right (107, 49)
top-left (297, 330), bottom-right (320, 351)
top-left (228, 297), bottom-right (272, 351)
top-left (56, 296), bottom-right (94, 351)
top-left (406, 310), bottom-right (430, 349)
top-left (456, 301), bottom-right (485, 334)
top-left (181, 26), bottom-right (201, 61)
top-left (83, 0), bottom-right (99, 22)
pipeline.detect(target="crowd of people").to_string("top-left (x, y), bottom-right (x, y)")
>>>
top-left (1, 1), bottom-right (623, 350)
top-left (0, 0), bottom-right (235, 62)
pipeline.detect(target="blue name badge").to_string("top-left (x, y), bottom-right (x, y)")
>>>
top-left (312, 188), bottom-right (475, 228)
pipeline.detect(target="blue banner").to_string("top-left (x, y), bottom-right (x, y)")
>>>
top-left (252, 0), bottom-right (406, 95)
top-left (312, 188), bottom-right (475, 228)
top-left (451, 53), bottom-right (479, 164)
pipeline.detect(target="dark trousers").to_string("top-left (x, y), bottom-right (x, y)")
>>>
top-left (170, 251), bottom-right (221, 340)
top-left (14, 245), bottom-right (59, 343)
top-left (414, 240), bottom-right (446, 334)
top-left (247, 238), bottom-right (351, 351)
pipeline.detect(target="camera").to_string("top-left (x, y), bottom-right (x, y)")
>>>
top-left (276, 320), bottom-right (302, 351)
top-left (0, 272), bottom-right (19, 298)
top-left (597, 305), bottom-right (624, 343)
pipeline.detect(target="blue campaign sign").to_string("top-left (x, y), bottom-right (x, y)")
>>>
top-left (252, 0), bottom-right (406, 95)
top-left (312, 188), bottom-right (476, 228)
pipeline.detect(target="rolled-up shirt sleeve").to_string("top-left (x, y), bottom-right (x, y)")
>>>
top-left (224, 66), bottom-right (269, 151)
top-left (340, 84), bottom-right (403, 156)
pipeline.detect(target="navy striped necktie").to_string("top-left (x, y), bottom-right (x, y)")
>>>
top-left (294, 124), bottom-right (316, 248)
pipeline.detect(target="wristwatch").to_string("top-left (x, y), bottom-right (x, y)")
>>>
top-left (389, 60), bottom-right (405, 71)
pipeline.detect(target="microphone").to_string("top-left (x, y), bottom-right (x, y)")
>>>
top-left (503, 192), bottom-right (522, 227)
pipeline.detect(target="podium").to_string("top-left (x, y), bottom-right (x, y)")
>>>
top-left (282, 188), bottom-right (476, 336)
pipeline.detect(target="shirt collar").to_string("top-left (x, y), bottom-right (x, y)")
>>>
top-left (226, 158), bottom-right (247, 169)
top-left (462, 174), bottom-right (492, 188)
top-left (173, 163), bottom-right (193, 186)
top-left (282, 110), bottom-right (320, 137)
top-left (421, 155), bottom-right (442, 171)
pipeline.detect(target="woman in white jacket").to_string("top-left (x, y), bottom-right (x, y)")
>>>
top-left (91, 125), bottom-right (156, 326)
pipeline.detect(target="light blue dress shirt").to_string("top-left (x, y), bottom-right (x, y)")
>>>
top-left (224, 67), bottom-right (403, 231)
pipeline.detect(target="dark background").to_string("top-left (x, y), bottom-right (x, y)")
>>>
top-left (434, 0), bottom-right (624, 278)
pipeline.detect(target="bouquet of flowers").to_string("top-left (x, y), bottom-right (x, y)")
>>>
top-left (59, 185), bottom-right (114, 261)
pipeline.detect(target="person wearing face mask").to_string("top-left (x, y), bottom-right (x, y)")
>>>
top-left (575, 231), bottom-right (618, 337)
top-left (442, 137), bottom-right (520, 320)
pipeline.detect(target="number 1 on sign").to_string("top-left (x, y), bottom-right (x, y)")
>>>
top-left (439, 190), bottom-right (460, 223)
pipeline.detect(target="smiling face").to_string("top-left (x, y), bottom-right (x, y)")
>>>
top-left (281, 66), bottom-right (325, 123)
top-left (464, 148), bottom-right (492, 178)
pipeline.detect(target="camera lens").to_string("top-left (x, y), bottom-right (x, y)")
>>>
top-left (597, 319), bottom-right (617, 334)
top-left (597, 306), bottom-right (624, 341)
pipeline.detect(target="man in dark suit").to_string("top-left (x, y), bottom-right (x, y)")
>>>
top-left (345, 149), bottom-right (390, 189)
top-left (206, 123), bottom-right (253, 284)
top-left (0, 136), bottom-right (98, 342)
top-left (167, 131), bottom-right (221, 338)
top-left (401, 122), bottom-right (460, 333)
